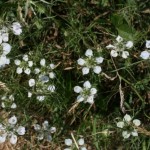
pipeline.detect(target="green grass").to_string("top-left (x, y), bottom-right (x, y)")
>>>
top-left (0, 0), bottom-right (150, 149)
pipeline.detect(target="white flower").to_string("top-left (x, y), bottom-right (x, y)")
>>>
top-left (33, 124), bottom-right (41, 131)
top-left (85, 49), bottom-right (93, 57)
top-left (0, 55), bottom-right (10, 68)
top-left (77, 58), bottom-right (85, 66)
top-left (14, 59), bottom-right (21, 66)
top-left (37, 96), bottom-right (45, 101)
top-left (40, 59), bottom-right (46, 66)
top-left (90, 88), bottom-right (97, 95)
top-left (80, 147), bottom-right (87, 150)
top-left (131, 129), bottom-right (138, 136)
top-left (0, 134), bottom-right (6, 143)
top-left (0, 35), bottom-right (2, 44)
top-left (24, 68), bottom-right (31, 75)
top-left (110, 50), bottom-right (118, 57)
top-left (28, 92), bottom-right (32, 98)
top-left (34, 68), bottom-right (40, 74)
top-left (28, 61), bottom-right (33, 67)
top-left (8, 115), bottom-right (17, 125)
top-left (29, 79), bottom-right (35, 87)
top-left (16, 126), bottom-right (26, 135)
top-left (49, 72), bottom-right (55, 79)
top-left (2, 33), bottom-right (9, 42)
top-left (146, 40), bottom-right (150, 48)
top-left (126, 41), bottom-right (133, 49)
top-left (10, 134), bottom-right (17, 144)
top-left (23, 54), bottom-right (28, 61)
top-left (78, 138), bottom-right (85, 146)
top-left (16, 67), bottom-right (23, 74)
top-left (12, 22), bottom-right (22, 35)
top-left (117, 121), bottom-right (125, 128)
top-left (49, 63), bottom-right (55, 69)
top-left (11, 103), bottom-right (17, 109)
top-left (140, 51), bottom-right (149, 59)
top-left (83, 81), bottom-right (91, 89)
top-left (77, 95), bottom-right (84, 102)
top-left (86, 95), bottom-right (94, 104)
top-left (1, 43), bottom-right (11, 55)
top-left (123, 114), bottom-right (132, 122)
top-left (65, 139), bottom-right (72, 146)
top-left (133, 119), bottom-right (141, 126)
top-left (93, 66), bottom-right (102, 74)
top-left (106, 44), bottom-right (116, 49)
top-left (116, 35), bottom-right (123, 43)
top-left (39, 75), bottom-right (49, 83)
top-left (74, 86), bottom-right (82, 93)
top-left (82, 67), bottom-right (90, 75)
top-left (121, 51), bottom-right (129, 59)
top-left (95, 57), bottom-right (104, 64)
top-left (122, 131), bottom-right (130, 139)
top-left (47, 85), bottom-right (55, 92)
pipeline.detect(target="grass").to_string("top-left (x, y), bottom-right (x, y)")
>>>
top-left (0, 0), bottom-right (150, 149)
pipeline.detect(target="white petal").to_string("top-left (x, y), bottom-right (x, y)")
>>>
top-left (93, 66), bottom-right (102, 74)
top-left (146, 40), bottom-right (150, 48)
top-left (40, 59), bottom-right (46, 66)
top-left (47, 85), bottom-right (55, 92)
top-left (86, 95), bottom-right (94, 104)
top-left (85, 49), bottom-right (93, 57)
top-left (131, 130), bottom-right (138, 136)
top-left (83, 81), bottom-right (91, 89)
top-left (49, 63), bottom-right (55, 69)
top-left (122, 51), bottom-right (129, 59)
top-left (74, 86), bottom-right (82, 93)
top-left (10, 134), bottom-right (17, 144)
top-left (95, 57), bottom-right (104, 64)
top-left (122, 131), bottom-right (130, 139)
top-left (49, 72), bottom-right (55, 79)
top-left (78, 138), bottom-right (85, 146)
top-left (133, 119), bottom-right (141, 126)
top-left (65, 139), bottom-right (72, 146)
top-left (24, 68), bottom-right (31, 75)
top-left (17, 126), bottom-right (26, 135)
top-left (126, 41), bottom-right (133, 49)
top-left (22, 54), bottom-right (28, 61)
top-left (116, 35), bottom-right (123, 43)
top-left (8, 115), bottom-right (17, 125)
top-left (140, 51), bottom-right (150, 59)
top-left (77, 95), bottom-right (84, 102)
top-left (90, 88), bottom-right (97, 95)
top-left (82, 67), bottom-right (90, 75)
top-left (123, 114), bottom-right (132, 122)
top-left (16, 67), bottom-right (23, 74)
top-left (77, 58), bottom-right (85, 66)
top-left (0, 134), bottom-right (6, 143)
top-left (110, 50), bottom-right (118, 57)
top-left (2, 43), bottom-right (11, 55)
top-left (117, 121), bottom-right (125, 128)
top-left (29, 79), bottom-right (35, 87)
top-left (37, 96), bottom-right (45, 101)
top-left (28, 61), bottom-right (33, 67)
top-left (14, 59), bottom-right (21, 65)
top-left (106, 44), bottom-right (115, 49)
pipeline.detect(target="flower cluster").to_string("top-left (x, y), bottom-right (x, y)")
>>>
top-left (33, 120), bottom-right (56, 141)
top-left (28, 59), bottom-right (56, 101)
top-left (0, 22), bottom-right (22, 68)
top-left (0, 115), bottom-right (25, 144)
top-left (77, 49), bottom-right (104, 75)
top-left (140, 40), bottom-right (150, 59)
top-left (0, 94), bottom-right (17, 109)
top-left (14, 54), bottom-right (33, 75)
top-left (106, 35), bottom-right (133, 59)
top-left (64, 138), bottom-right (87, 150)
top-left (117, 114), bottom-right (141, 139)
top-left (74, 81), bottom-right (97, 104)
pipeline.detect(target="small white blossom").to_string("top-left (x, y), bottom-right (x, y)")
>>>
top-left (29, 79), bottom-right (35, 87)
top-left (90, 88), bottom-right (97, 95)
top-left (49, 63), bottom-right (55, 69)
top-left (80, 147), bottom-right (87, 150)
top-left (0, 134), bottom-right (6, 143)
top-left (8, 116), bottom-right (17, 125)
top-left (131, 129), bottom-right (138, 136)
top-left (106, 44), bottom-right (116, 49)
top-left (14, 59), bottom-right (21, 66)
top-left (140, 51), bottom-right (149, 59)
top-left (121, 51), bottom-right (129, 59)
top-left (74, 86), bottom-right (82, 93)
top-left (37, 96), bottom-right (45, 101)
top-left (2, 33), bottom-right (9, 42)
top-left (93, 66), bottom-right (102, 74)
top-left (16, 67), bottom-right (23, 74)
top-left (146, 40), bottom-right (150, 48)
top-left (86, 95), bottom-right (94, 104)
top-left (2, 43), bottom-right (11, 55)
top-left (77, 95), bottom-right (84, 102)
top-left (83, 81), bottom-right (91, 89)
top-left (123, 114), bottom-right (132, 122)
top-left (50, 127), bottom-right (56, 133)
top-left (40, 59), bottom-right (46, 66)
top-left (78, 138), bottom-right (85, 146)
top-left (28, 92), bottom-right (32, 98)
top-left (12, 22), bottom-right (22, 35)
top-left (85, 49), bottom-right (93, 57)
top-left (33, 124), bottom-right (41, 131)
top-left (0, 55), bottom-right (10, 68)
top-left (82, 67), bottom-right (90, 75)
top-left (65, 139), bottom-right (72, 146)
top-left (11, 103), bottom-right (17, 109)
top-left (77, 58), bottom-right (85, 66)
top-left (49, 72), bottom-right (55, 79)
top-left (34, 68), bottom-right (40, 74)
